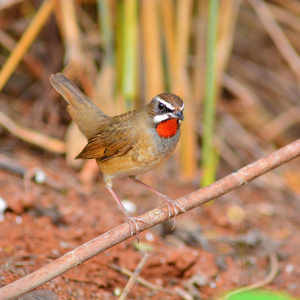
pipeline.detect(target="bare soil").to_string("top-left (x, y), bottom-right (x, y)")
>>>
top-left (1, 141), bottom-right (300, 299)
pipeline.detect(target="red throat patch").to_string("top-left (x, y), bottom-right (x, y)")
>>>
top-left (156, 119), bottom-right (179, 139)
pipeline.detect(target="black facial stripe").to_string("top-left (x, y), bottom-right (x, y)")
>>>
top-left (158, 104), bottom-right (174, 115)
top-left (164, 107), bottom-right (173, 113)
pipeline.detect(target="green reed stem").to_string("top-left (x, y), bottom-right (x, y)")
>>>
top-left (201, 0), bottom-right (220, 187)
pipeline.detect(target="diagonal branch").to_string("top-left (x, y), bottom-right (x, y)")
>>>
top-left (1, 139), bottom-right (300, 299)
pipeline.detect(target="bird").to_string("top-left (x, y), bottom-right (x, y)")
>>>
top-left (50, 73), bottom-right (185, 239)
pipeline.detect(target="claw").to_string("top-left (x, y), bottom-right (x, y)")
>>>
top-left (161, 197), bottom-right (186, 230)
top-left (126, 216), bottom-right (146, 242)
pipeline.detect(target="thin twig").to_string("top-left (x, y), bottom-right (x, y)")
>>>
top-left (0, 31), bottom-right (42, 78)
top-left (260, 106), bottom-right (300, 141)
top-left (221, 73), bottom-right (259, 108)
top-left (0, 139), bottom-right (300, 299)
top-left (119, 252), bottom-right (150, 300)
top-left (0, 110), bottom-right (66, 154)
top-left (248, 0), bottom-right (300, 87)
top-left (0, 0), bottom-right (26, 11)
top-left (108, 264), bottom-right (174, 296)
top-left (222, 252), bottom-right (279, 299)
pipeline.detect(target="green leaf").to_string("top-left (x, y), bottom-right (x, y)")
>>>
top-left (227, 290), bottom-right (293, 300)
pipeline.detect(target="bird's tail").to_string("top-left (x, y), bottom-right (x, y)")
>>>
top-left (50, 73), bottom-right (110, 140)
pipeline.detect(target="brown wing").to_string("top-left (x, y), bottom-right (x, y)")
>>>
top-left (76, 111), bottom-right (137, 161)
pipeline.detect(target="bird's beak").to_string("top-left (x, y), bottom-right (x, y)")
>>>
top-left (171, 110), bottom-right (184, 121)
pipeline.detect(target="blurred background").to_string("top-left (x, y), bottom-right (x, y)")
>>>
top-left (1, 0), bottom-right (300, 184)
top-left (1, 0), bottom-right (300, 298)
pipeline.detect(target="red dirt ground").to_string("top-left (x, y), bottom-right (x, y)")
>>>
top-left (1, 143), bottom-right (300, 299)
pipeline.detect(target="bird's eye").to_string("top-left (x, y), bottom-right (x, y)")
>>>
top-left (158, 103), bottom-right (164, 110)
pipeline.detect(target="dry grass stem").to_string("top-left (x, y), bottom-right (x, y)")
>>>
top-left (222, 253), bottom-right (279, 300)
top-left (119, 252), bottom-right (150, 300)
top-left (108, 263), bottom-right (175, 295)
top-left (0, 0), bottom-right (54, 92)
top-left (0, 110), bottom-right (66, 154)
top-left (248, 0), bottom-right (300, 87)
top-left (141, 0), bottom-right (164, 99)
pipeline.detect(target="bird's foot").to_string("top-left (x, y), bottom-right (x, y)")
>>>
top-left (161, 196), bottom-right (186, 230)
top-left (126, 216), bottom-right (146, 242)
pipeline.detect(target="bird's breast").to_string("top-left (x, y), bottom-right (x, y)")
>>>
top-left (97, 127), bottom-right (180, 179)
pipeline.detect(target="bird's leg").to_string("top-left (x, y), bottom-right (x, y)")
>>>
top-left (129, 176), bottom-right (186, 230)
top-left (106, 186), bottom-right (145, 241)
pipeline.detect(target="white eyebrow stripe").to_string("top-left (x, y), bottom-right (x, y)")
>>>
top-left (156, 96), bottom-right (175, 111)
top-left (153, 114), bottom-right (170, 123)
top-left (180, 103), bottom-right (184, 111)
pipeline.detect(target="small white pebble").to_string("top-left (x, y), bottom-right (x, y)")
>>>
top-left (145, 232), bottom-right (154, 241)
top-left (286, 264), bottom-right (294, 273)
top-left (60, 241), bottom-right (70, 249)
top-left (15, 216), bottom-right (23, 224)
top-left (209, 282), bottom-right (217, 288)
top-left (34, 169), bottom-right (46, 184)
top-left (52, 249), bottom-right (59, 255)
top-left (121, 200), bottom-right (137, 214)
top-left (76, 228), bottom-right (83, 235)
top-left (0, 197), bottom-right (7, 222)
top-left (113, 287), bottom-right (122, 296)
top-left (160, 257), bottom-right (166, 264)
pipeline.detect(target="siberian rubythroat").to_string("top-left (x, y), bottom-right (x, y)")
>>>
top-left (50, 73), bottom-right (185, 238)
